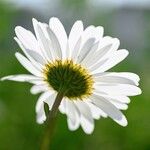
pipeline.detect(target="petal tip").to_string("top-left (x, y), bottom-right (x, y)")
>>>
top-left (14, 26), bottom-right (22, 34)
top-left (138, 88), bottom-right (142, 95)
top-left (118, 116), bottom-right (128, 127)
top-left (15, 52), bottom-right (20, 57)
top-left (32, 18), bottom-right (38, 22)
top-left (32, 18), bottom-right (39, 26)
top-left (0, 77), bottom-right (6, 81)
top-left (84, 127), bottom-right (94, 134)
top-left (49, 17), bottom-right (61, 25)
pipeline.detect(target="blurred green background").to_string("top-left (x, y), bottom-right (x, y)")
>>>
top-left (0, 0), bottom-right (149, 150)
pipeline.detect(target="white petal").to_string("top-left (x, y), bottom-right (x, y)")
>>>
top-left (86, 44), bottom-right (112, 67)
top-left (45, 94), bottom-right (57, 110)
top-left (109, 96), bottom-right (131, 104)
top-left (32, 19), bottom-right (54, 61)
top-left (14, 32), bottom-right (45, 65)
top-left (93, 72), bottom-right (140, 86)
top-left (67, 117), bottom-right (79, 131)
top-left (75, 100), bottom-right (94, 134)
top-left (14, 37), bottom-right (44, 70)
top-left (102, 72), bottom-right (140, 86)
top-left (76, 38), bottom-right (95, 63)
top-left (81, 42), bottom-right (99, 66)
top-left (85, 102), bottom-right (101, 119)
top-left (80, 115), bottom-right (94, 134)
top-left (93, 93), bottom-right (129, 110)
top-left (97, 37), bottom-right (120, 56)
top-left (83, 36), bottom-right (114, 64)
top-left (91, 49), bottom-right (129, 73)
top-left (74, 100), bottom-right (93, 123)
top-left (94, 26), bottom-right (104, 41)
top-left (49, 17), bottom-right (67, 59)
top-left (89, 58), bottom-right (108, 72)
top-left (71, 37), bottom-right (82, 61)
top-left (69, 20), bottom-right (83, 56)
top-left (91, 94), bottom-right (128, 126)
top-left (36, 91), bottom-right (54, 124)
top-left (1, 74), bottom-right (40, 82)
top-left (81, 25), bottom-right (103, 45)
top-left (86, 99), bottom-right (108, 118)
top-left (65, 100), bottom-right (80, 131)
top-left (30, 81), bottom-right (47, 87)
top-left (110, 101), bottom-right (128, 110)
top-left (36, 91), bottom-right (53, 112)
top-left (15, 26), bottom-right (40, 54)
top-left (36, 91), bottom-right (57, 124)
top-left (45, 25), bottom-right (62, 59)
top-left (30, 84), bottom-right (49, 95)
top-left (59, 99), bottom-right (66, 114)
top-left (81, 26), bottom-right (95, 45)
top-left (94, 92), bottom-right (131, 104)
top-left (26, 49), bottom-right (46, 65)
top-left (65, 101), bottom-right (77, 123)
top-left (65, 41), bottom-right (70, 59)
top-left (95, 84), bottom-right (142, 96)
top-left (35, 23), bottom-right (54, 61)
top-left (94, 75), bottom-right (138, 86)
top-left (15, 52), bottom-right (42, 77)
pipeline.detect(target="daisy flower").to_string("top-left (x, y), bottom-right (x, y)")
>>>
top-left (1, 17), bottom-right (141, 134)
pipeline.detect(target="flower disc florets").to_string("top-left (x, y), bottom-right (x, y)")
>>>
top-left (43, 60), bottom-right (94, 100)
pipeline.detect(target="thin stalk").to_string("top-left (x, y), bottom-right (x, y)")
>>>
top-left (40, 92), bottom-right (64, 150)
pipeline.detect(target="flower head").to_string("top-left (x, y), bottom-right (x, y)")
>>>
top-left (1, 17), bottom-right (141, 134)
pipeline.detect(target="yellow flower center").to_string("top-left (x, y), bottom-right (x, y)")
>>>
top-left (43, 60), bottom-right (94, 100)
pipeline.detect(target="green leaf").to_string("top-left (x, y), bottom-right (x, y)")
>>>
top-left (44, 102), bottom-right (50, 118)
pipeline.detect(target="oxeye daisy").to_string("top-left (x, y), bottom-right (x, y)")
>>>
top-left (1, 17), bottom-right (141, 135)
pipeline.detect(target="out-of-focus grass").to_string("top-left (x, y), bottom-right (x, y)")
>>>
top-left (0, 2), bottom-right (150, 150)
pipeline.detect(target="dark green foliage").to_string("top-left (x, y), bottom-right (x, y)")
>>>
top-left (44, 102), bottom-right (50, 118)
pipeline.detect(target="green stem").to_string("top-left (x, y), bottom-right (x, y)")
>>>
top-left (40, 92), bottom-right (64, 150)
